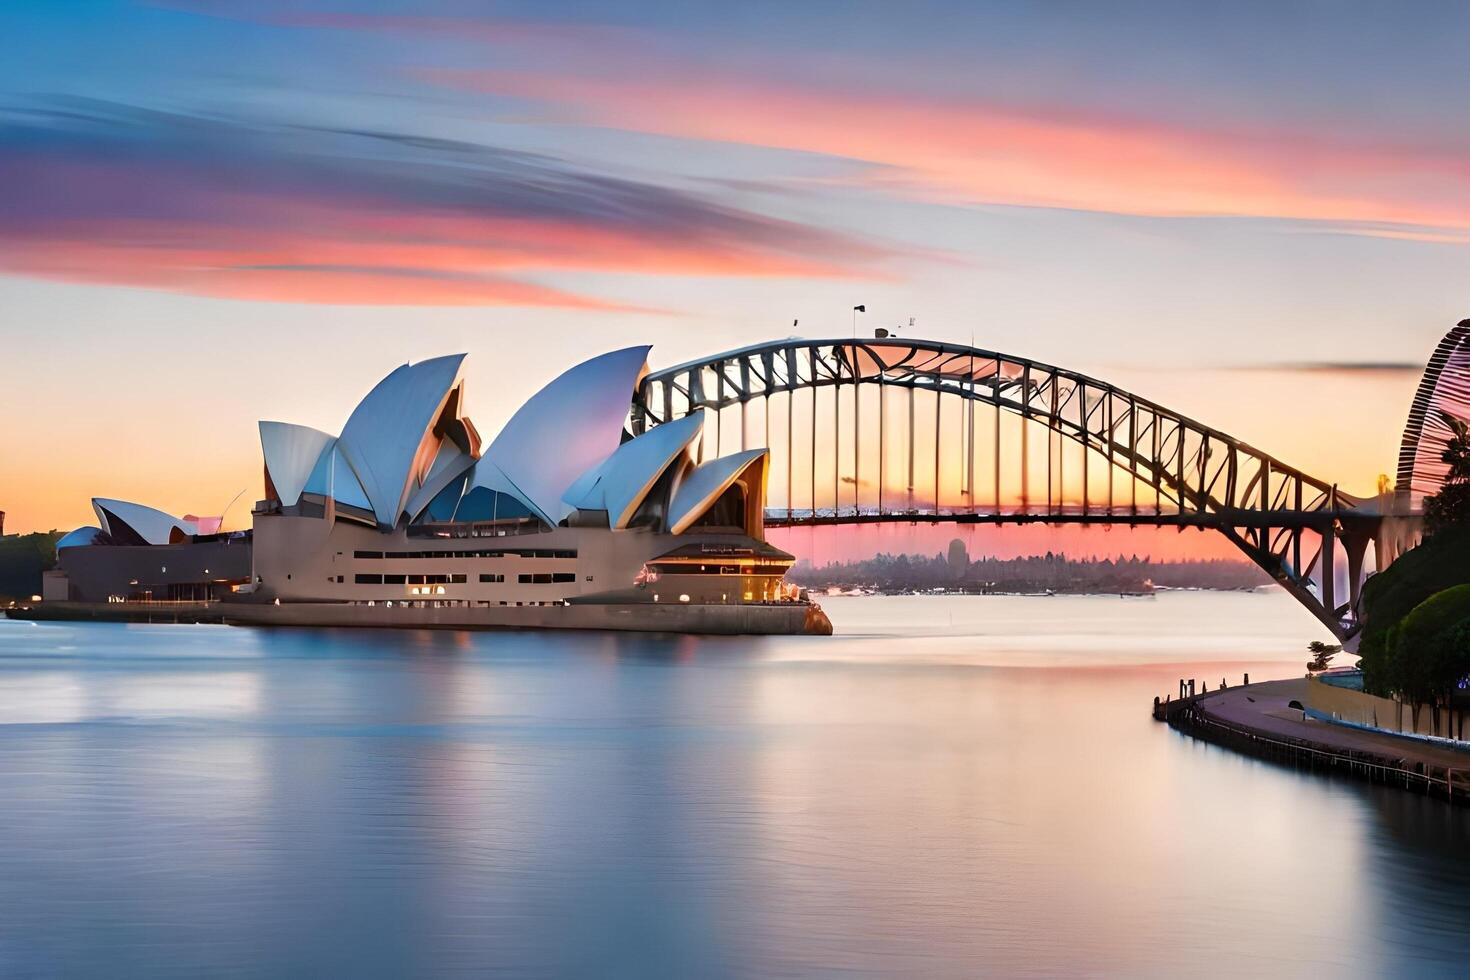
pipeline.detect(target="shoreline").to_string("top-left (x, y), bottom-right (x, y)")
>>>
top-left (1156, 677), bottom-right (1470, 806)
top-left (3, 598), bottom-right (831, 636)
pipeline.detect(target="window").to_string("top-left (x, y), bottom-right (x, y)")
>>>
top-left (354, 550), bottom-right (383, 559)
top-left (384, 574), bottom-right (406, 585)
top-left (552, 573), bottom-right (575, 584)
top-left (336, 575), bottom-right (344, 583)
top-left (355, 574), bottom-right (382, 585)
top-left (518, 573), bottom-right (555, 584)
top-left (479, 573), bottom-right (504, 583)
top-left (450, 574), bottom-right (467, 584)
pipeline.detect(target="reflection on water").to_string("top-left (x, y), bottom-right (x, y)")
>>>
top-left (0, 592), bottom-right (1466, 978)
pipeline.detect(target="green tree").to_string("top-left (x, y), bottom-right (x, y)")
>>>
top-left (1362, 415), bottom-right (1470, 693)
top-left (1389, 583), bottom-right (1470, 703)
top-left (1358, 526), bottom-right (1470, 694)
top-left (1423, 411), bottom-right (1470, 536)
top-left (1306, 640), bottom-right (1341, 672)
top-left (0, 531), bottom-right (62, 603)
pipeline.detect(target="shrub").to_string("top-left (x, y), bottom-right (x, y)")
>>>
top-left (1390, 584), bottom-right (1470, 702)
top-left (1359, 526), bottom-right (1470, 694)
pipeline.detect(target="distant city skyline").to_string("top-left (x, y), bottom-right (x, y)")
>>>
top-left (3, 1), bottom-right (1467, 538)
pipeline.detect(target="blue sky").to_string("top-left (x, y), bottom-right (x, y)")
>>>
top-left (2, 1), bottom-right (1466, 532)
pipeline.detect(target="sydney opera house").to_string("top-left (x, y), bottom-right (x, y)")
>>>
top-left (48, 347), bottom-right (828, 635)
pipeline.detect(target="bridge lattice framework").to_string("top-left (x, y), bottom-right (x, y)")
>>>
top-left (633, 338), bottom-right (1411, 644)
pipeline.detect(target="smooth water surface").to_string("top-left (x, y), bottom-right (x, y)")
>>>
top-left (1, 592), bottom-right (1467, 978)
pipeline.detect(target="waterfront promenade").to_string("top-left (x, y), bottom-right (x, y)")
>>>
top-left (1159, 678), bottom-right (1470, 804)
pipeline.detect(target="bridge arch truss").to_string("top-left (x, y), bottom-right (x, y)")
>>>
top-left (633, 338), bottom-right (1398, 643)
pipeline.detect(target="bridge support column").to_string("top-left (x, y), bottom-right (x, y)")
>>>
top-left (1321, 530), bottom-right (1336, 626)
top-left (1344, 532), bottom-right (1371, 620)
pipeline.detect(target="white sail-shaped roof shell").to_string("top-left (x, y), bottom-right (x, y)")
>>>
top-left (259, 421), bottom-right (336, 508)
top-left (56, 526), bottom-right (103, 550)
top-left (481, 346), bottom-right (651, 526)
top-left (563, 412), bottom-right (704, 528)
top-left (302, 443), bottom-right (374, 512)
top-left (336, 353), bottom-right (466, 528)
top-left (666, 449), bottom-right (768, 536)
top-left (450, 455), bottom-right (539, 521)
top-left (92, 498), bottom-right (198, 545)
top-left (402, 442), bottom-right (478, 523)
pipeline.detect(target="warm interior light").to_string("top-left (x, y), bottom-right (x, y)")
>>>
top-left (679, 594), bottom-right (690, 603)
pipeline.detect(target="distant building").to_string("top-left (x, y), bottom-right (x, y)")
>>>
top-left (52, 500), bottom-right (251, 601)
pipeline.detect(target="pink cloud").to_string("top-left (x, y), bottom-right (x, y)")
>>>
top-left (429, 67), bottom-right (1470, 233)
top-left (0, 105), bottom-right (897, 306)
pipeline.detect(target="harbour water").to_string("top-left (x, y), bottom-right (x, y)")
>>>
top-left (1, 592), bottom-right (1467, 977)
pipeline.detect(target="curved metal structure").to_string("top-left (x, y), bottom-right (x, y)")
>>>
top-left (633, 337), bottom-right (1403, 642)
top-left (1396, 320), bottom-right (1470, 508)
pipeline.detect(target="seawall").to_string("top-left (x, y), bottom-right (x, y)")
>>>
top-left (1156, 677), bottom-right (1470, 806)
top-left (7, 599), bottom-right (831, 636)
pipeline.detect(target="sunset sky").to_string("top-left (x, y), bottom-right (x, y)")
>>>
top-left (2, 1), bottom-right (1467, 558)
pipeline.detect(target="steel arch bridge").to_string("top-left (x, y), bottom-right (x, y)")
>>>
top-left (631, 336), bottom-right (1430, 646)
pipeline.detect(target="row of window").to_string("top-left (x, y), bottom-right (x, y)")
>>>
top-left (355, 573), bottom-right (467, 585)
top-left (353, 548), bottom-right (577, 560)
top-left (522, 572), bottom-right (576, 584)
top-left (352, 572), bottom-right (575, 586)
